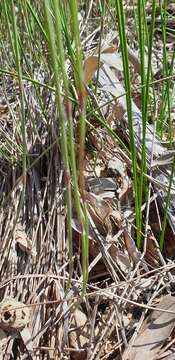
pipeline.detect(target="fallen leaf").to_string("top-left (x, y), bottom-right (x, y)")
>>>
top-left (69, 308), bottom-right (89, 360)
top-left (83, 47), bottom-right (123, 87)
top-left (83, 56), bottom-right (100, 86)
top-left (15, 223), bottom-right (34, 255)
top-left (86, 192), bottom-right (112, 236)
top-left (145, 234), bottom-right (160, 268)
top-left (123, 295), bottom-right (175, 360)
top-left (101, 45), bottom-right (117, 54)
top-left (0, 298), bottom-right (30, 331)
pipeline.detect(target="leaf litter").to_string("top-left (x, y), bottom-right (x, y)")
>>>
top-left (1, 2), bottom-right (175, 360)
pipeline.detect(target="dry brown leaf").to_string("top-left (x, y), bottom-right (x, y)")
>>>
top-left (83, 47), bottom-right (123, 87)
top-left (101, 45), bottom-right (117, 54)
top-left (83, 43), bottom-right (140, 114)
top-left (145, 234), bottom-right (160, 268)
top-left (0, 298), bottom-right (30, 331)
top-left (123, 295), bottom-right (175, 360)
top-left (69, 308), bottom-right (89, 360)
top-left (15, 223), bottom-right (35, 256)
top-left (86, 192), bottom-right (112, 223)
top-left (83, 56), bottom-right (99, 86)
top-left (86, 192), bottom-right (112, 236)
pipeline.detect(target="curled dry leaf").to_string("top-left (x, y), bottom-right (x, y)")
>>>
top-left (123, 295), bottom-right (175, 360)
top-left (83, 46), bottom-right (123, 89)
top-left (15, 223), bottom-right (34, 255)
top-left (117, 176), bottom-right (131, 201)
top-left (86, 192), bottom-right (113, 236)
top-left (69, 308), bottom-right (89, 360)
top-left (122, 228), bottom-right (141, 265)
top-left (84, 56), bottom-right (101, 86)
top-left (83, 45), bottom-right (117, 86)
top-left (86, 192), bottom-right (112, 224)
top-left (0, 298), bottom-right (30, 331)
top-left (101, 45), bottom-right (117, 54)
top-left (145, 233), bottom-right (160, 268)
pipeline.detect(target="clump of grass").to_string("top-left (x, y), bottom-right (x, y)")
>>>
top-left (0, 0), bottom-right (174, 329)
top-left (114, 1), bottom-right (174, 251)
top-left (44, 0), bottom-right (89, 291)
top-left (0, 2), bottom-right (175, 359)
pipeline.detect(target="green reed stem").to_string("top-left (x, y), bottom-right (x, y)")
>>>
top-left (69, 0), bottom-right (89, 290)
top-left (160, 156), bottom-right (175, 251)
top-left (10, 1), bottom-right (27, 214)
top-left (115, 0), bottom-right (140, 246)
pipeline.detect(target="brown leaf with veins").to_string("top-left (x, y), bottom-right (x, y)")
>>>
top-left (123, 295), bottom-right (175, 360)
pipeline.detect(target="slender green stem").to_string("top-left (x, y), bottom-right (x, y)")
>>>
top-left (138, 0), bottom-right (156, 246)
top-left (26, 0), bottom-right (47, 40)
top-left (44, 1), bottom-right (73, 284)
top-left (52, 0), bottom-right (79, 287)
top-left (44, 0), bottom-right (89, 290)
top-left (159, 0), bottom-right (169, 137)
top-left (69, 0), bottom-right (89, 290)
top-left (161, 42), bottom-right (175, 144)
top-left (115, 1), bottom-right (140, 246)
top-left (95, 0), bottom-right (105, 95)
top-left (10, 1), bottom-right (27, 211)
top-left (69, 0), bottom-right (86, 193)
top-left (137, 0), bottom-right (146, 244)
top-left (160, 156), bottom-right (175, 251)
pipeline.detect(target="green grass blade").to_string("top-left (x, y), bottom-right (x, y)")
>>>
top-left (115, 0), bottom-right (140, 247)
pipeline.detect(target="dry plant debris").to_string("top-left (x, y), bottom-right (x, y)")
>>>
top-left (1, 1), bottom-right (175, 360)
top-left (123, 295), bottom-right (175, 360)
